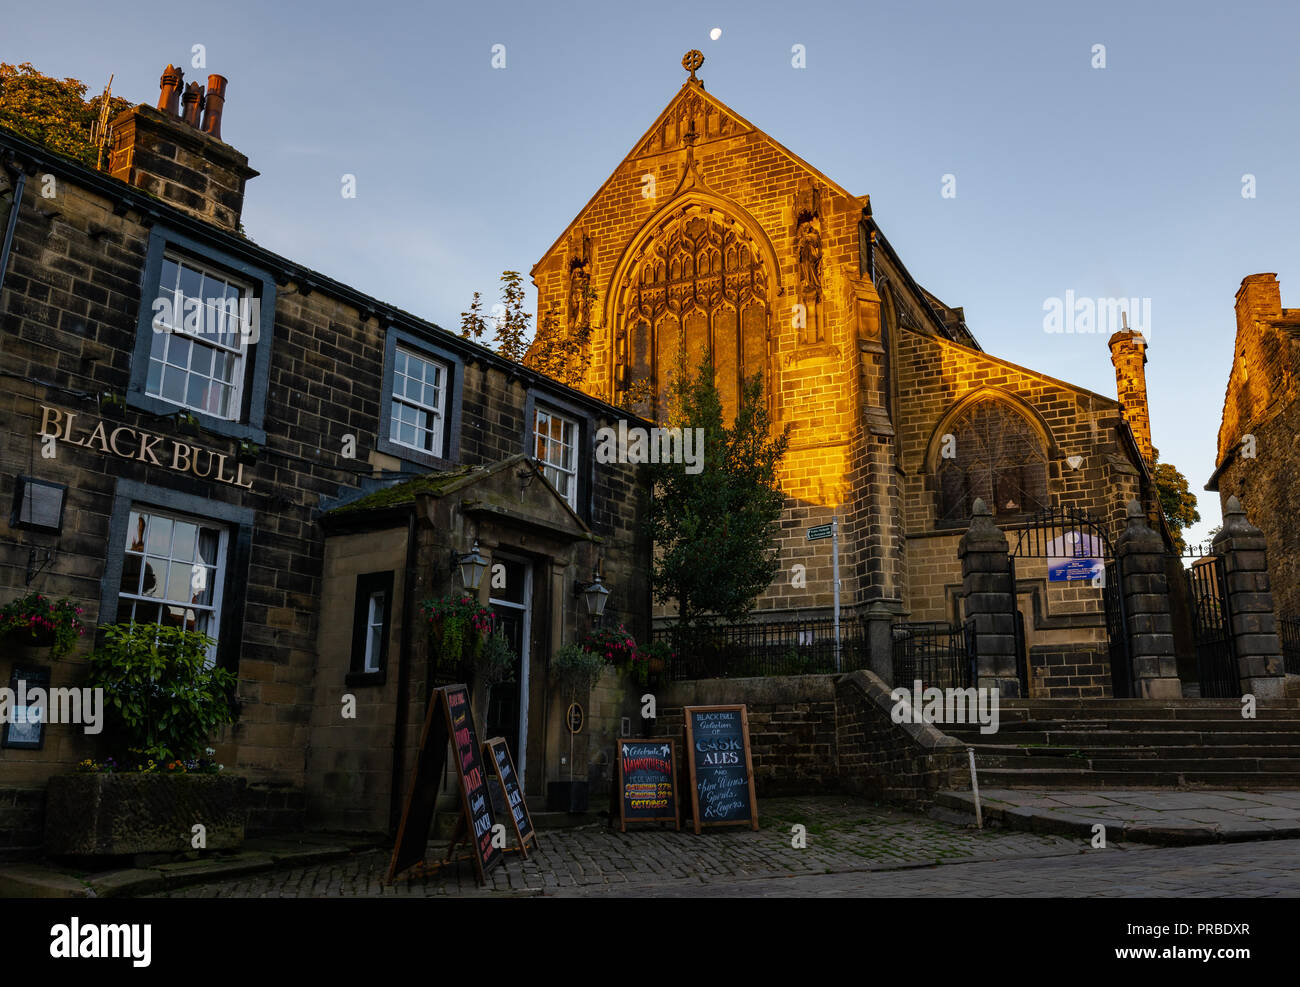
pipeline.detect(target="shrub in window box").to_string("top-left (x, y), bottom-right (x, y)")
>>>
top-left (44, 624), bottom-right (244, 856)
top-left (236, 439), bottom-right (259, 465)
top-left (174, 411), bottom-right (201, 436)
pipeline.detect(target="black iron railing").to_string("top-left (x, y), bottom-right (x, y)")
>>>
top-left (1279, 615), bottom-right (1300, 676)
top-left (890, 621), bottom-right (973, 690)
top-left (652, 616), bottom-right (868, 680)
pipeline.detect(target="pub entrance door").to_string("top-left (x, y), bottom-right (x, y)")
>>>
top-left (487, 555), bottom-right (533, 784)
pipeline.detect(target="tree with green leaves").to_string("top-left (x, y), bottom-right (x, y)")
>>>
top-left (0, 62), bottom-right (129, 168)
top-left (646, 348), bottom-right (789, 629)
top-left (459, 291), bottom-right (487, 342)
top-left (492, 270), bottom-right (532, 362)
top-left (526, 287), bottom-right (597, 388)
top-left (1152, 458), bottom-right (1200, 555)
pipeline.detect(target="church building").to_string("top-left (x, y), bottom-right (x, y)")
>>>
top-left (527, 52), bottom-right (1166, 697)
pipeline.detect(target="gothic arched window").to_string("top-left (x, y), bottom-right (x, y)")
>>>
top-left (612, 205), bottom-right (770, 421)
top-left (936, 400), bottom-right (1048, 522)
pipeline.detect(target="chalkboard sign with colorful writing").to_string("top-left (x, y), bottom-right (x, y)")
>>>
top-left (683, 705), bottom-right (759, 834)
top-left (484, 736), bottom-right (535, 856)
top-left (615, 739), bottom-right (679, 832)
top-left (446, 685), bottom-right (502, 882)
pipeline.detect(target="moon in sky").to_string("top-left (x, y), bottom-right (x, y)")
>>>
top-left (710, 27), bottom-right (722, 41)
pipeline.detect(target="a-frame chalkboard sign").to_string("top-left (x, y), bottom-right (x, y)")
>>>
top-left (483, 737), bottom-right (536, 857)
top-left (386, 684), bottom-right (503, 885)
top-left (682, 705), bottom-right (759, 835)
top-left (613, 739), bottom-right (680, 832)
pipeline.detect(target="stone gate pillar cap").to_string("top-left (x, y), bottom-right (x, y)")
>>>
top-left (971, 498), bottom-right (990, 517)
top-left (1126, 499), bottom-right (1143, 518)
top-left (1225, 494), bottom-right (1244, 517)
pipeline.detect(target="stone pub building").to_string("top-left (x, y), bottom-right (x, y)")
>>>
top-left (0, 66), bottom-right (649, 853)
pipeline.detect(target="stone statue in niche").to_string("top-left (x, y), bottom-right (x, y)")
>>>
top-left (797, 220), bottom-right (822, 299)
top-left (796, 218), bottom-right (824, 344)
top-left (568, 232), bottom-right (593, 329)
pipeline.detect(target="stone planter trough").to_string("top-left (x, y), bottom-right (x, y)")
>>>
top-left (44, 772), bottom-right (247, 857)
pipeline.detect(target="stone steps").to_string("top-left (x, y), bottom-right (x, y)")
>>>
top-left (974, 768), bottom-right (1300, 788)
top-left (940, 700), bottom-right (1300, 789)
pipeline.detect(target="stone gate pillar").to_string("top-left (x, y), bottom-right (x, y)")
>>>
top-left (1213, 496), bottom-right (1286, 699)
top-left (1115, 500), bottom-right (1182, 699)
top-left (959, 499), bottom-right (1021, 696)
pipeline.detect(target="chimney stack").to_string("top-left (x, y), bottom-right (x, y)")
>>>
top-left (107, 62), bottom-right (258, 233)
top-left (201, 75), bottom-right (228, 140)
top-left (1109, 323), bottom-right (1156, 468)
top-left (156, 64), bottom-right (183, 115)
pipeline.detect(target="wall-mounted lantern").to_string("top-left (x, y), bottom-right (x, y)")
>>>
top-left (580, 570), bottom-right (610, 619)
top-left (455, 539), bottom-right (489, 592)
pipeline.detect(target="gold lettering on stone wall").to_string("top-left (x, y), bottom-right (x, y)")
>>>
top-left (37, 405), bottom-right (254, 491)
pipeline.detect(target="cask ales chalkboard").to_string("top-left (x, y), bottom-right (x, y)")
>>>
top-left (615, 739), bottom-right (679, 832)
top-left (386, 684), bottom-right (503, 885)
top-left (683, 705), bottom-right (759, 834)
top-left (483, 736), bottom-right (535, 856)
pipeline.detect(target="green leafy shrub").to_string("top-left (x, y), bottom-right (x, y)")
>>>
top-left (85, 623), bottom-right (237, 768)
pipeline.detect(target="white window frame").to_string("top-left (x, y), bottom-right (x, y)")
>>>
top-left (146, 252), bottom-right (253, 422)
top-left (389, 346), bottom-right (448, 456)
top-left (116, 506), bottom-right (229, 665)
top-left (363, 590), bottom-right (386, 673)
top-left (534, 407), bottom-right (579, 508)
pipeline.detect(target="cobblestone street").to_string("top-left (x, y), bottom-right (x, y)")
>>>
top-left (146, 797), bottom-right (1128, 898)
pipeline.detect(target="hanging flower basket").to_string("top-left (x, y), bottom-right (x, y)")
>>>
top-left (0, 593), bottom-right (85, 657)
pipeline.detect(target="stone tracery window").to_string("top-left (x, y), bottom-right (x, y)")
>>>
top-left (614, 207), bottom-right (770, 420)
top-left (936, 400), bottom-right (1048, 522)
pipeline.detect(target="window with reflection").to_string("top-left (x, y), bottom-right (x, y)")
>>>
top-left (147, 253), bottom-right (252, 421)
top-left (117, 507), bottom-right (227, 663)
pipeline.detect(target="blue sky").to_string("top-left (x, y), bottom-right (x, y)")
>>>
top-left (6, 0), bottom-right (1298, 545)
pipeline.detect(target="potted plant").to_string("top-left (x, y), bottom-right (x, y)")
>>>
top-left (0, 592), bottom-right (85, 657)
top-left (174, 411), bottom-right (201, 436)
top-left (98, 390), bottom-right (127, 419)
top-left (639, 638), bottom-right (674, 688)
top-left (44, 623), bottom-right (243, 857)
top-left (547, 642), bottom-right (606, 812)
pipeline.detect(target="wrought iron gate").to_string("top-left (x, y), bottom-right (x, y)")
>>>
top-left (1185, 555), bottom-right (1239, 698)
top-left (1010, 507), bottom-right (1123, 697)
top-left (1102, 559), bottom-right (1133, 698)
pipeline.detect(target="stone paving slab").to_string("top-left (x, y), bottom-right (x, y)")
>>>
top-left (937, 789), bottom-right (1300, 845)
top-left (141, 798), bottom-right (1087, 898)
top-left (550, 839), bottom-right (1300, 897)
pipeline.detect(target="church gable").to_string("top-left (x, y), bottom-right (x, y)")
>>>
top-left (529, 52), bottom-right (875, 428)
top-left (629, 77), bottom-right (755, 160)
